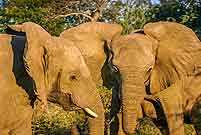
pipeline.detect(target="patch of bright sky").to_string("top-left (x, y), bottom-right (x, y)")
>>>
top-left (151, 0), bottom-right (160, 4)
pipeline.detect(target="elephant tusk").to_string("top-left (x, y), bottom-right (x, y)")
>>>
top-left (84, 108), bottom-right (98, 118)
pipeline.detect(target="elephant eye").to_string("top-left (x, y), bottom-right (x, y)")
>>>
top-left (69, 75), bottom-right (77, 81)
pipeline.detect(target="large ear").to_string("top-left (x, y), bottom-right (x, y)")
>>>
top-left (144, 22), bottom-right (201, 93)
top-left (60, 22), bottom-right (122, 42)
top-left (8, 22), bottom-right (52, 104)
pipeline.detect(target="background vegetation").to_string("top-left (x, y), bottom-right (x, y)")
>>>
top-left (0, 0), bottom-right (200, 134)
top-left (0, 0), bottom-right (201, 36)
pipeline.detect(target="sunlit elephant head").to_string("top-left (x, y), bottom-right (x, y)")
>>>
top-left (60, 22), bottom-right (122, 83)
top-left (60, 22), bottom-right (122, 134)
top-left (8, 22), bottom-right (104, 134)
top-left (110, 33), bottom-right (157, 134)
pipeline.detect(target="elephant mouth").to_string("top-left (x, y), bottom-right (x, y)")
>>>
top-left (84, 108), bottom-right (98, 118)
top-left (69, 94), bottom-right (99, 118)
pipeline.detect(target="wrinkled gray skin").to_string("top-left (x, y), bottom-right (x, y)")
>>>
top-left (0, 22), bottom-right (104, 135)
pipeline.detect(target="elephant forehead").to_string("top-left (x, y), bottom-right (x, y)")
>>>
top-left (112, 34), bottom-right (155, 66)
top-left (63, 46), bottom-right (91, 77)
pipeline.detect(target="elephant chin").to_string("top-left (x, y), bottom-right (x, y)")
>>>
top-left (84, 108), bottom-right (98, 118)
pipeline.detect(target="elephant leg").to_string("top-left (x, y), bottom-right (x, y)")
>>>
top-left (146, 81), bottom-right (185, 135)
top-left (191, 96), bottom-right (201, 135)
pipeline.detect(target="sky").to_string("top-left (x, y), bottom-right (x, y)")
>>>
top-left (151, 0), bottom-right (160, 4)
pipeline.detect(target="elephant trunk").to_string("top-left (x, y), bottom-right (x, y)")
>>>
top-left (87, 89), bottom-right (105, 135)
top-left (121, 69), bottom-right (145, 134)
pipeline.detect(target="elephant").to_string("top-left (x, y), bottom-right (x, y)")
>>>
top-left (107, 21), bottom-right (201, 135)
top-left (0, 22), bottom-right (104, 135)
top-left (108, 32), bottom-right (158, 135)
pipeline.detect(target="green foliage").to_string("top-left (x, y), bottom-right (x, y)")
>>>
top-left (145, 1), bottom-right (201, 38)
top-left (0, 0), bottom-right (99, 36)
top-left (5, 0), bottom-right (52, 8)
top-left (0, 10), bottom-right (7, 32)
top-left (134, 117), bottom-right (162, 135)
top-left (117, 7), bottom-right (148, 34)
top-left (32, 84), bottom-right (112, 135)
top-left (101, 1), bottom-right (149, 34)
top-left (32, 103), bottom-right (87, 135)
top-left (184, 124), bottom-right (197, 135)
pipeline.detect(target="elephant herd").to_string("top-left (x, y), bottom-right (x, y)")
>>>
top-left (0, 21), bottom-right (201, 135)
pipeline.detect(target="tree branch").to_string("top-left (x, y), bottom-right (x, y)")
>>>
top-left (92, 0), bottom-right (109, 21)
top-left (54, 12), bottom-right (93, 21)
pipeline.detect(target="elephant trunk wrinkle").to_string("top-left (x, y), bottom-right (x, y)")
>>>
top-left (88, 92), bottom-right (105, 135)
top-left (122, 80), bottom-right (145, 134)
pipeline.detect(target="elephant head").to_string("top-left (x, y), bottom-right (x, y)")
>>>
top-left (60, 22), bottom-right (122, 82)
top-left (8, 22), bottom-right (105, 134)
top-left (60, 22), bottom-right (122, 134)
top-left (110, 33), bottom-right (157, 134)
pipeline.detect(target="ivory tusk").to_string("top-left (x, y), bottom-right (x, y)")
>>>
top-left (84, 108), bottom-right (98, 118)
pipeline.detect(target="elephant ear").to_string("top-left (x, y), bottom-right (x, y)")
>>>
top-left (144, 22), bottom-right (201, 93)
top-left (8, 22), bottom-right (52, 103)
